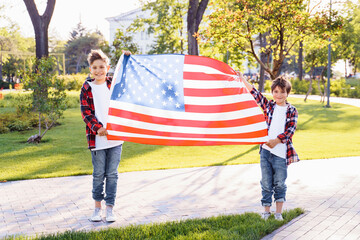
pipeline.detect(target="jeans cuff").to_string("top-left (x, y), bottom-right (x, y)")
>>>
top-left (261, 202), bottom-right (272, 207)
top-left (275, 198), bottom-right (286, 203)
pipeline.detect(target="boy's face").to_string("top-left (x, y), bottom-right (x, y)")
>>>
top-left (89, 59), bottom-right (110, 82)
top-left (272, 86), bottom-right (288, 106)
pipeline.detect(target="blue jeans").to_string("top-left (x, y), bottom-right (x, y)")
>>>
top-left (91, 144), bottom-right (122, 206)
top-left (260, 148), bottom-right (287, 207)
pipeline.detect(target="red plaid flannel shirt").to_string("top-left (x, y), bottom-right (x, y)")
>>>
top-left (250, 87), bottom-right (300, 165)
top-left (80, 77), bottom-right (112, 149)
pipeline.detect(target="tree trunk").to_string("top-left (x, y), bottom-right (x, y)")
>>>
top-left (320, 67), bottom-right (326, 102)
top-left (75, 55), bottom-right (83, 73)
top-left (272, 58), bottom-right (283, 79)
top-left (304, 78), bottom-right (313, 102)
top-left (304, 67), bottom-right (314, 102)
top-left (187, 0), bottom-right (209, 55)
top-left (298, 40), bottom-right (303, 81)
top-left (344, 59), bottom-right (347, 78)
top-left (258, 33), bottom-right (267, 92)
top-left (23, 0), bottom-right (56, 59)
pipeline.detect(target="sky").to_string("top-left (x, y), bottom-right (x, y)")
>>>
top-left (1, 0), bottom-right (142, 41)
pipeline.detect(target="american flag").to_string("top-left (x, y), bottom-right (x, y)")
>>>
top-left (106, 54), bottom-right (268, 146)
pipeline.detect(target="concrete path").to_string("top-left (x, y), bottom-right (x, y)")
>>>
top-left (1, 157), bottom-right (360, 239)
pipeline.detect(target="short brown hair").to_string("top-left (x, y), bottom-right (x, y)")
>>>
top-left (271, 76), bottom-right (292, 94)
top-left (87, 49), bottom-right (109, 66)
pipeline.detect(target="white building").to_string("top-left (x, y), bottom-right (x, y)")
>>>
top-left (106, 8), bottom-right (155, 54)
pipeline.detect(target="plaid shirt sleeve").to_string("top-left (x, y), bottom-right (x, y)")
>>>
top-left (280, 105), bottom-right (300, 165)
top-left (277, 106), bottom-right (298, 144)
top-left (80, 83), bottom-right (102, 134)
top-left (250, 87), bottom-right (269, 113)
top-left (80, 81), bottom-right (102, 149)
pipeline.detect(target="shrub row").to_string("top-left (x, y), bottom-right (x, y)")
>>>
top-left (262, 78), bottom-right (360, 98)
top-left (0, 91), bottom-right (80, 110)
top-left (0, 112), bottom-right (39, 133)
top-left (58, 74), bottom-right (88, 91)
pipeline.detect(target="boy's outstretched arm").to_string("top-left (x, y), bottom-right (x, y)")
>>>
top-left (236, 71), bottom-right (253, 92)
top-left (237, 71), bottom-right (269, 112)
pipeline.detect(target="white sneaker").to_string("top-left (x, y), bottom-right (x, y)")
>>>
top-left (261, 212), bottom-right (271, 220)
top-left (106, 207), bottom-right (117, 222)
top-left (274, 213), bottom-right (284, 221)
top-left (90, 208), bottom-right (102, 222)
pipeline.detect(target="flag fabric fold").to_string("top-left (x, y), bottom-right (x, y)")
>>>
top-left (106, 54), bottom-right (268, 146)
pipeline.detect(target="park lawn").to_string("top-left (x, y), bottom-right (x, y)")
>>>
top-left (0, 97), bottom-right (360, 181)
top-left (4, 209), bottom-right (304, 240)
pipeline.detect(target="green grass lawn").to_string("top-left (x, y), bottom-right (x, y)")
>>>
top-left (1, 97), bottom-right (360, 181)
top-left (4, 209), bottom-right (304, 240)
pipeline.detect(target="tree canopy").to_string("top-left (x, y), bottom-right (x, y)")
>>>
top-left (64, 23), bottom-right (108, 73)
top-left (110, 28), bottom-right (139, 66)
top-left (130, 0), bottom-right (187, 54)
top-left (203, 0), bottom-right (343, 81)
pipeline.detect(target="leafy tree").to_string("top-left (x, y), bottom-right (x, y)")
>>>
top-left (334, 0), bottom-right (360, 75)
top-left (302, 36), bottom-right (329, 102)
top-left (0, 25), bottom-right (35, 81)
top-left (65, 24), bottom-right (108, 73)
top-left (22, 56), bottom-right (66, 143)
top-left (2, 55), bottom-right (22, 82)
top-left (203, 0), bottom-right (343, 88)
top-left (131, 0), bottom-right (187, 54)
top-left (187, 0), bottom-right (209, 55)
top-left (23, 0), bottom-right (56, 59)
top-left (110, 29), bottom-right (139, 66)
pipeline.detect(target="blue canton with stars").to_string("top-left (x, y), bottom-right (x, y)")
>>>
top-left (111, 54), bottom-right (185, 112)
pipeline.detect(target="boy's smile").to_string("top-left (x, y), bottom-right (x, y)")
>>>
top-left (89, 59), bottom-right (110, 83)
top-left (272, 86), bottom-right (288, 106)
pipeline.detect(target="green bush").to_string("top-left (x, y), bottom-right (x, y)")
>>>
top-left (58, 74), bottom-right (88, 91)
top-left (0, 121), bottom-right (10, 133)
top-left (348, 87), bottom-right (360, 98)
top-left (264, 80), bottom-right (272, 92)
top-left (66, 93), bottom-right (80, 108)
top-left (291, 79), bottom-right (322, 95)
top-left (346, 78), bottom-right (360, 87)
top-left (0, 112), bottom-right (38, 133)
top-left (0, 92), bottom-right (32, 111)
top-left (330, 79), bottom-right (351, 97)
top-left (7, 119), bottom-right (31, 131)
top-left (290, 78), bottom-right (360, 98)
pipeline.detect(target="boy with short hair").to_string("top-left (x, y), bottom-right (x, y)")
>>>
top-left (238, 72), bottom-right (299, 221)
top-left (80, 49), bottom-right (130, 222)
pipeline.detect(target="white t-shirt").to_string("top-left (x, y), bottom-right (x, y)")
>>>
top-left (262, 104), bottom-right (287, 159)
top-left (89, 81), bottom-right (123, 151)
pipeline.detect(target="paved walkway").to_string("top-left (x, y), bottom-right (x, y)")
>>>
top-left (1, 95), bottom-right (360, 239)
top-left (1, 157), bottom-right (360, 239)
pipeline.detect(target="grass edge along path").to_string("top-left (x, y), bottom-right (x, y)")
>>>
top-left (4, 208), bottom-right (304, 240)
